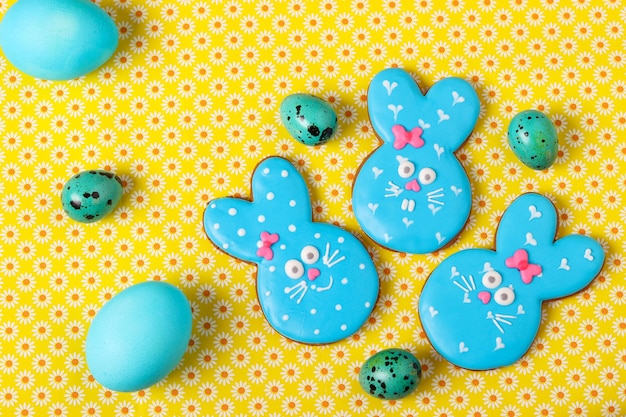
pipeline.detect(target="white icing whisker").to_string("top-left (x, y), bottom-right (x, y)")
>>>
top-left (427, 188), bottom-right (444, 197)
top-left (495, 313), bottom-right (516, 320)
top-left (453, 274), bottom-right (475, 293)
top-left (461, 275), bottom-right (474, 291)
top-left (492, 319), bottom-right (505, 334)
top-left (427, 188), bottom-right (445, 205)
top-left (486, 311), bottom-right (515, 333)
top-left (284, 281), bottom-right (308, 304)
top-left (495, 317), bottom-right (513, 326)
top-left (384, 181), bottom-right (403, 198)
top-left (323, 243), bottom-right (346, 268)
top-left (453, 280), bottom-right (469, 293)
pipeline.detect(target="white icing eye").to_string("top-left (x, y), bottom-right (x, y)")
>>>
top-left (397, 160), bottom-right (416, 178)
top-left (284, 259), bottom-right (304, 279)
top-left (300, 245), bottom-right (319, 265)
top-left (494, 287), bottom-right (515, 306)
top-left (482, 271), bottom-right (503, 289)
top-left (418, 167), bottom-right (436, 185)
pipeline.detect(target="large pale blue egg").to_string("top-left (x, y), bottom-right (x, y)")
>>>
top-left (507, 110), bottom-right (558, 170)
top-left (0, 0), bottom-right (118, 80)
top-left (86, 281), bottom-right (192, 392)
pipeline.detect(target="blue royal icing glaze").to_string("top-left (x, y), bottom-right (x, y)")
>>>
top-left (419, 193), bottom-right (605, 370)
top-left (203, 157), bottom-right (379, 344)
top-left (353, 68), bottom-right (480, 254)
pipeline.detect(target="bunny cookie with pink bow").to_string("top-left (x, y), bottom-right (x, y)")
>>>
top-left (353, 68), bottom-right (480, 254)
top-left (418, 193), bottom-right (604, 370)
top-left (203, 157), bottom-right (379, 345)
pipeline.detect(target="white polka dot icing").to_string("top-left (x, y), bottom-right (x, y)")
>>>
top-left (353, 68), bottom-right (480, 254)
top-left (203, 157), bottom-right (379, 344)
top-left (418, 193), bottom-right (605, 370)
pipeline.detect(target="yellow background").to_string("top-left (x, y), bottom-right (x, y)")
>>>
top-left (1, 0), bottom-right (625, 415)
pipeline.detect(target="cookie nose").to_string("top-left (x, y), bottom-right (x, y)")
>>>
top-left (405, 179), bottom-right (420, 192)
top-left (478, 291), bottom-right (491, 304)
top-left (307, 268), bottom-right (320, 281)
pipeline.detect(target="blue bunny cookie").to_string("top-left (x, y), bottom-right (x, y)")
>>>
top-left (419, 193), bottom-right (605, 370)
top-left (203, 157), bottom-right (379, 344)
top-left (353, 68), bottom-right (480, 254)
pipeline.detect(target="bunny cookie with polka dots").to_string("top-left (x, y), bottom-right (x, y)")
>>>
top-left (204, 157), bottom-right (379, 344)
top-left (418, 193), bottom-right (605, 370)
top-left (353, 68), bottom-right (480, 254)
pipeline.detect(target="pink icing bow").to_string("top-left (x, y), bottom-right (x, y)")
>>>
top-left (392, 125), bottom-right (425, 150)
top-left (505, 249), bottom-right (542, 284)
top-left (256, 231), bottom-right (279, 261)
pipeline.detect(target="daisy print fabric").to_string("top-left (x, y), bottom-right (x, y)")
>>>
top-left (0, 0), bottom-right (625, 416)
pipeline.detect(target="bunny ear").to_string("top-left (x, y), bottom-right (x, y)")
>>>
top-left (368, 68), bottom-right (480, 151)
top-left (532, 236), bottom-right (604, 300)
top-left (203, 157), bottom-right (312, 263)
top-left (495, 193), bottom-right (605, 299)
top-left (495, 193), bottom-right (558, 251)
top-left (204, 197), bottom-right (259, 261)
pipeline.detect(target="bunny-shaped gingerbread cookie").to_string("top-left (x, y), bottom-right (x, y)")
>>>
top-left (203, 157), bottom-right (379, 344)
top-left (419, 193), bottom-right (605, 370)
top-left (353, 68), bottom-right (480, 254)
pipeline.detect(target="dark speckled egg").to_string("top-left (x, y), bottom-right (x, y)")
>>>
top-left (61, 170), bottom-right (123, 223)
top-left (359, 348), bottom-right (422, 400)
top-left (507, 110), bottom-right (558, 170)
top-left (280, 93), bottom-right (338, 146)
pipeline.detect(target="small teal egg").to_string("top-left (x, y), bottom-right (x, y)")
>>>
top-left (280, 94), bottom-right (338, 146)
top-left (0, 0), bottom-right (118, 80)
top-left (86, 281), bottom-right (193, 392)
top-left (359, 348), bottom-right (422, 400)
top-left (61, 170), bottom-right (123, 223)
top-left (507, 110), bottom-right (558, 170)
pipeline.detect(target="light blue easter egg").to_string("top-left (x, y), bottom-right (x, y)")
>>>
top-left (280, 94), bottom-right (338, 145)
top-left (61, 170), bottom-right (123, 223)
top-left (507, 110), bottom-right (558, 170)
top-left (0, 0), bottom-right (118, 80)
top-left (86, 281), bottom-right (192, 392)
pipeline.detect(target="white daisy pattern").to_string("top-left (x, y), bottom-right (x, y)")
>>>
top-left (0, 0), bottom-right (623, 415)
